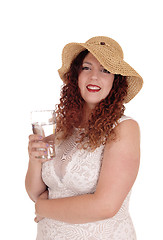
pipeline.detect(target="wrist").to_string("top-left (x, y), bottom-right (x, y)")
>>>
top-left (28, 159), bottom-right (42, 168)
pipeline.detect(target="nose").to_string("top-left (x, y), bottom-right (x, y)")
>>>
top-left (90, 68), bottom-right (98, 80)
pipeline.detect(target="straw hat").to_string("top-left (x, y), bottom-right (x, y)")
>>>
top-left (58, 36), bottom-right (143, 103)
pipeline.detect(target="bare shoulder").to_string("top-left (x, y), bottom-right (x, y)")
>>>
top-left (116, 118), bottom-right (140, 137)
top-left (114, 119), bottom-right (140, 145)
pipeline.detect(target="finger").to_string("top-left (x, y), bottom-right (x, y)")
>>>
top-left (28, 140), bottom-right (48, 156)
top-left (29, 134), bottom-right (43, 142)
top-left (29, 149), bottom-right (48, 160)
top-left (34, 216), bottom-right (38, 223)
top-left (28, 147), bottom-right (48, 161)
top-left (29, 150), bottom-right (53, 164)
top-left (30, 141), bottom-right (49, 151)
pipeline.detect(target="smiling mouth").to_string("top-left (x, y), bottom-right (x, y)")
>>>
top-left (86, 84), bottom-right (101, 92)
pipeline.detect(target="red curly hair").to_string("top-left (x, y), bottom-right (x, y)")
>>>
top-left (56, 49), bottom-right (128, 150)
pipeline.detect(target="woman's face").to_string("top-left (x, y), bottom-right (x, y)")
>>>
top-left (78, 53), bottom-right (114, 109)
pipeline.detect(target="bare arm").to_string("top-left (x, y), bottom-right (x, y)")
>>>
top-left (35, 119), bottom-right (140, 223)
top-left (25, 134), bottom-right (50, 202)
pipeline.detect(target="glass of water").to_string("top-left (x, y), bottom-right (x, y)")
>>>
top-left (31, 110), bottom-right (56, 160)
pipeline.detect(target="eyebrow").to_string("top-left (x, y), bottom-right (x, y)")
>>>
top-left (83, 61), bottom-right (92, 65)
top-left (83, 61), bottom-right (104, 68)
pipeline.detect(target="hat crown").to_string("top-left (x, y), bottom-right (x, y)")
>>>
top-left (86, 36), bottom-right (124, 59)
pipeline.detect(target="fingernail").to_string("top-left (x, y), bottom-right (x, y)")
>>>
top-left (39, 136), bottom-right (43, 140)
top-left (44, 151), bottom-right (47, 154)
top-left (46, 143), bottom-right (49, 147)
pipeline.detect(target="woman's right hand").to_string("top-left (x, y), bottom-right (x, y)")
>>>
top-left (28, 134), bottom-right (50, 163)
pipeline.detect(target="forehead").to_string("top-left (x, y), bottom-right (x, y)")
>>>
top-left (83, 52), bottom-right (101, 65)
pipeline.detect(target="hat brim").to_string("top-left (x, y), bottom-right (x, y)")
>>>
top-left (58, 42), bottom-right (143, 103)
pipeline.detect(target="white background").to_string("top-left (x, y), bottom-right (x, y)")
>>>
top-left (0, 0), bottom-right (163, 239)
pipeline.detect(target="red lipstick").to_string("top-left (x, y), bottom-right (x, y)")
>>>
top-left (86, 84), bottom-right (101, 93)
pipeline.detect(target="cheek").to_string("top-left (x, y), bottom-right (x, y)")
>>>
top-left (108, 75), bottom-right (114, 88)
top-left (104, 77), bottom-right (114, 95)
top-left (110, 79), bottom-right (114, 89)
top-left (106, 76), bottom-right (114, 87)
top-left (110, 74), bottom-right (115, 84)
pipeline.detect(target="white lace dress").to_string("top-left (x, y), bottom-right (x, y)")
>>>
top-left (37, 116), bottom-right (137, 240)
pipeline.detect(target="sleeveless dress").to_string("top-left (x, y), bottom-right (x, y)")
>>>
top-left (36, 115), bottom-right (137, 240)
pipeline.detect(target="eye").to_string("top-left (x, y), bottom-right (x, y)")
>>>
top-left (81, 66), bottom-right (91, 71)
top-left (101, 68), bottom-right (111, 74)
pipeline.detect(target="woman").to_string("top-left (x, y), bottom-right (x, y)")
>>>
top-left (26, 36), bottom-right (143, 239)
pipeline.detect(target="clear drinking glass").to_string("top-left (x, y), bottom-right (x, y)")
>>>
top-left (31, 110), bottom-right (56, 159)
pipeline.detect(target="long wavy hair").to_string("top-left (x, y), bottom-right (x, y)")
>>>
top-left (56, 49), bottom-right (128, 150)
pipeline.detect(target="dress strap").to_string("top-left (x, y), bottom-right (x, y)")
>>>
top-left (118, 115), bottom-right (133, 124)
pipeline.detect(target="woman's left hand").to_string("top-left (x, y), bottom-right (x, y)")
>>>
top-left (34, 214), bottom-right (44, 223)
top-left (35, 190), bottom-right (48, 223)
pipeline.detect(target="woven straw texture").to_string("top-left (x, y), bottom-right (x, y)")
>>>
top-left (58, 36), bottom-right (143, 103)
